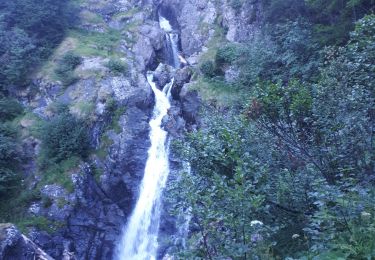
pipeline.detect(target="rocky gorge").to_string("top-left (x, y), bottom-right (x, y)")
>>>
top-left (0, 0), bottom-right (262, 259)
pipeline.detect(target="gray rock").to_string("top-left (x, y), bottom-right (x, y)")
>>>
top-left (221, 1), bottom-right (262, 42)
top-left (162, 106), bottom-right (186, 137)
top-left (0, 224), bottom-right (53, 260)
top-left (65, 165), bottom-right (127, 259)
top-left (139, 23), bottom-right (166, 51)
top-left (171, 67), bottom-right (192, 100)
top-left (153, 63), bottom-right (174, 89)
top-left (180, 83), bottom-right (201, 125)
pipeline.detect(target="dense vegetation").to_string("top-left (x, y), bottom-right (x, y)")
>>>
top-left (0, 99), bottom-right (23, 195)
top-left (40, 105), bottom-right (90, 164)
top-left (0, 0), bottom-right (84, 226)
top-left (169, 2), bottom-right (375, 258)
top-left (0, 0), bottom-right (76, 89)
top-left (54, 51), bottom-right (83, 86)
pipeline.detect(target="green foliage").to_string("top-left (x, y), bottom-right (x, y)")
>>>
top-left (0, 133), bottom-right (21, 194)
top-left (0, 98), bottom-right (23, 196)
top-left (0, 187), bottom-right (41, 224)
top-left (260, 0), bottom-right (308, 24)
top-left (54, 51), bottom-right (82, 86)
top-left (305, 184), bottom-right (375, 258)
top-left (16, 216), bottom-right (59, 234)
top-left (0, 0), bottom-right (77, 88)
top-left (269, 19), bottom-right (320, 82)
top-left (106, 59), bottom-right (128, 75)
top-left (199, 60), bottom-right (216, 78)
top-left (0, 98), bottom-right (23, 121)
top-left (39, 156), bottom-right (80, 193)
top-left (60, 51), bottom-right (82, 69)
top-left (69, 29), bottom-right (122, 57)
top-left (236, 35), bottom-right (277, 86)
top-left (168, 113), bottom-right (274, 258)
top-left (169, 15), bottom-right (375, 259)
top-left (40, 106), bottom-right (89, 163)
top-left (215, 43), bottom-right (242, 68)
top-left (253, 80), bottom-right (313, 127)
top-left (310, 2), bottom-right (355, 45)
top-left (107, 101), bottom-right (125, 134)
top-left (0, 28), bottom-right (37, 87)
top-left (260, 0), bottom-right (374, 45)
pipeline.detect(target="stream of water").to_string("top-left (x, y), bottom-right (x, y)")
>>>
top-left (115, 15), bottom-right (179, 260)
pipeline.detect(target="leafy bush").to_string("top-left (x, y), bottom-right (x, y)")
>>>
top-left (0, 98), bottom-right (23, 121)
top-left (41, 107), bottom-right (89, 163)
top-left (17, 216), bottom-right (60, 234)
top-left (40, 156), bottom-right (80, 193)
top-left (0, 28), bottom-right (37, 87)
top-left (236, 35), bottom-right (277, 86)
top-left (199, 60), bottom-right (216, 78)
top-left (54, 51), bottom-right (82, 86)
top-left (60, 51), bottom-right (82, 69)
top-left (0, 188), bottom-right (41, 223)
top-left (106, 59), bottom-right (128, 75)
top-left (0, 0), bottom-right (77, 88)
top-left (0, 134), bottom-right (21, 195)
top-left (0, 98), bottom-right (23, 196)
top-left (168, 15), bottom-right (375, 259)
top-left (215, 44), bottom-right (242, 67)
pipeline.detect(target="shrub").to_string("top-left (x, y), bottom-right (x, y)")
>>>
top-left (60, 51), bottom-right (82, 69)
top-left (215, 44), bottom-right (241, 68)
top-left (0, 134), bottom-right (21, 195)
top-left (41, 107), bottom-right (90, 163)
top-left (0, 98), bottom-right (23, 121)
top-left (106, 59), bottom-right (128, 75)
top-left (54, 51), bottom-right (82, 86)
top-left (200, 60), bottom-right (216, 78)
top-left (0, 100), bottom-right (23, 196)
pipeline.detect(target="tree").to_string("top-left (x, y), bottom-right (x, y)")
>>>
top-left (0, 0), bottom-right (77, 89)
top-left (0, 28), bottom-right (37, 87)
top-left (0, 98), bottom-right (23, 196)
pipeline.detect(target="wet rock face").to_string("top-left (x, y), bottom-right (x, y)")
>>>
top-left (61, 74), bottom-right (154, 259)
top-left (153, 64), bottom-right (174, 89)
top-left (66, 166), bottom-right (127, 260)
top-left (0, 224), bottom-right (53, 260)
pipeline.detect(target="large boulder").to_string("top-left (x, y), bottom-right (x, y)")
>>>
top-left (139, 23), bottom-right (166, 51)
top-left (171, 66), bottom-right (192, 100)
top-left (153, 63), bottom-right (174, 89)
top-left (133, 37), bottom-right (156, 71)
top-left (0, 224), bottom-right (53, 260)
top-left (179, 83), bottom-right (200, 125)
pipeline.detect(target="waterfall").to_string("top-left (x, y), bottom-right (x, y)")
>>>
top-left (115, 15), bottom-right (180, 260)
top-left (159, 16), bottom-right (181, 68)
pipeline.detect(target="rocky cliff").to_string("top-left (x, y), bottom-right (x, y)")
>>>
top-left (0, 0), bottom-right (261, 259)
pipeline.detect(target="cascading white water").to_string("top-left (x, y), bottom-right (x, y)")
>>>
top-left (115, 15), bottom-right (179, 260)
top-left (115, 75), bottom-right (173, 260)
top-left (159, 16), bottom-right (181, 68)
